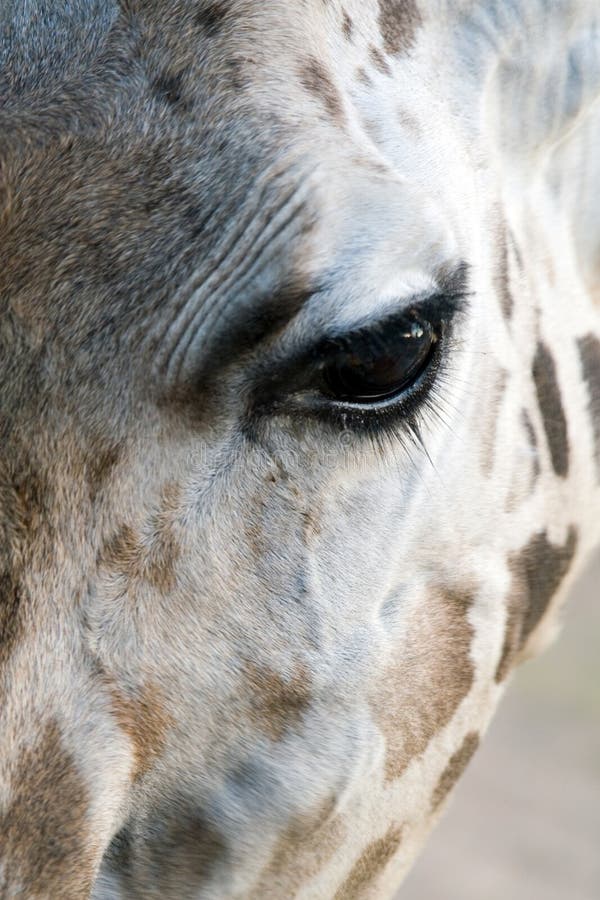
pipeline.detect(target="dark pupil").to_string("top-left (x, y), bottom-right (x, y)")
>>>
top-left (323, 316), bottom-right (435, 403)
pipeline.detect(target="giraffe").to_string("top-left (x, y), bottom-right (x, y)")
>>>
top-left (0, 1), bottom-right (599, 897)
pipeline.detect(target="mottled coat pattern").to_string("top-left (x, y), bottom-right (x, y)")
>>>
top-left (1, 1), bottom-right (599, 898)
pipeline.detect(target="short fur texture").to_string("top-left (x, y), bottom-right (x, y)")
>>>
top-left (1, 1), bottom-right (599, 897)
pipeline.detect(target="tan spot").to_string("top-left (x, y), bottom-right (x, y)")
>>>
top-left (102, 522), bottom-right (140, 574)
top-left (342, 9), bottom-right (354, 40)
top-left (375, 588), bottom-right (475, 782)
top-left (430, 732), bottom-right (480, 810)
top-left (334, 825), bottom-right (403, 899)
top-left (0, 720), bottom-right (94, 898)
top-left (369, 44), bottom-right (392, 76)
top-left (397, 108), bottom-right (421, 133)
top-left (300, 56), bottom-right (344, 122)
top-left (495, 527), bottom-right (578, 681)
top-left (0, 459), bottom-right (54, 670)
top-left (244, 660), bottom-right (312, 741)
top-left (145, 481), bottom-right (183, 592)
top-left (378, 0), bottom-right (422, 55)
top-left (479, 367), bottom-right (508, 476)
top-left (249, 799), bottom-right (345, 898)
top-left (493, 219), bottom-right (514, 320)
top-left (9, 461), bottom-right (50, 539)
top-left (85, 441), bottom-right (122, 503)
top-left (356, 66), bottom-right (372, 87)
top-left (108, 681), bottom-right (173, 780)
top-left (101, 484), bottom-right (182, 593)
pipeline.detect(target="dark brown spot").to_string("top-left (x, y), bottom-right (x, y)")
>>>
top-left (334, 825), bottom-right (403, 899)
top-left (378, 0), bottom-right (422, 56)
top-left (0, 721), bottom-right (94, 898)
top-left (376, 588), bottom-right (475, 782)
top-left (195, 1), bottom-right (229, 35)
top-left (369, 44), bottom-right (392, 76)
top-left (495, 527), bottom-right (578, 681)
top-left (342, 9), bottom-right (354, 40)
top-left (108, 681), bottom-right (173, 780)
top-left (0, 571), bottom-right (24, 671)
top-left (577, 333), bottom-right (600, 480)
top-left (300, 56), bottom-right (344, 122)
top-left (532, 342), bottom-right (570, 477)
top-left (431, 732), bottom-right (480, 810)
top-left (244, 661), bottom-right (312, 741)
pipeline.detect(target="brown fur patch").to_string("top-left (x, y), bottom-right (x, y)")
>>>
top-left (85, 441), bottom-right (122, 503)
top-left (0, 570), bottom-right (24, 671)
top-left (378, 0), bottom-right (422, 56)
top-left (369, 44), bottom-right (392, 76)
top-left (376, 588), bottom-right (475, 782)
top-left (342, 9), bottom-right (354, 40)
top-left (101, 485), bottom-right (182, 594)
top-left (356, 66), bottom-right (373, 87)
top-left (249, 799), bottom-right (345, 898)
top-left (577, 333), bottom-right (600, 480)
top-left (495, 527), bottom-right (578, 681)
top-left (300, 56), bottom-right (344, 122)
top-left (108, 681), bottom-right (173, 780)
top-left (0, 720), bottom-right (94, 898)
top-left (0, 459), bottom-right (53, 670)
top-left (244, 661), bottom-right (312, 741)
top-left (532, 342), bottom-right (570, 478)
top-left (430, 732), bottom-right (480, 810)
top-left (334, 825), bottom-right (403, 899)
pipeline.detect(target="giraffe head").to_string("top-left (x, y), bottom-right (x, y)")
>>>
top-left (1, 1), bottom-right (599, 897)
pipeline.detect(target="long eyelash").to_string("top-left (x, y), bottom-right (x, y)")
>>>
top-left (346, 332), bottom-right (469, 463)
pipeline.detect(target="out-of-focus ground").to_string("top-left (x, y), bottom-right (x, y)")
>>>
top-left (400, 553), bottom-right (600, 900)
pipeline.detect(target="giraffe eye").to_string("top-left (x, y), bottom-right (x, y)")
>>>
top-left (320, 314), bottom-right (437, 405)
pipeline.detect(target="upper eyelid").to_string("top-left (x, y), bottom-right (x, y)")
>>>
top-left (300, 291), bottom-right (470, 373)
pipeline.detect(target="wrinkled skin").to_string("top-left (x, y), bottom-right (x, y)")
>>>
top-left (1, 2), bottom-right (599, 898)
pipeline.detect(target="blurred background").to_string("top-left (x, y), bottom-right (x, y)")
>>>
top-left (400, 553), bottom-right (600, 900)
